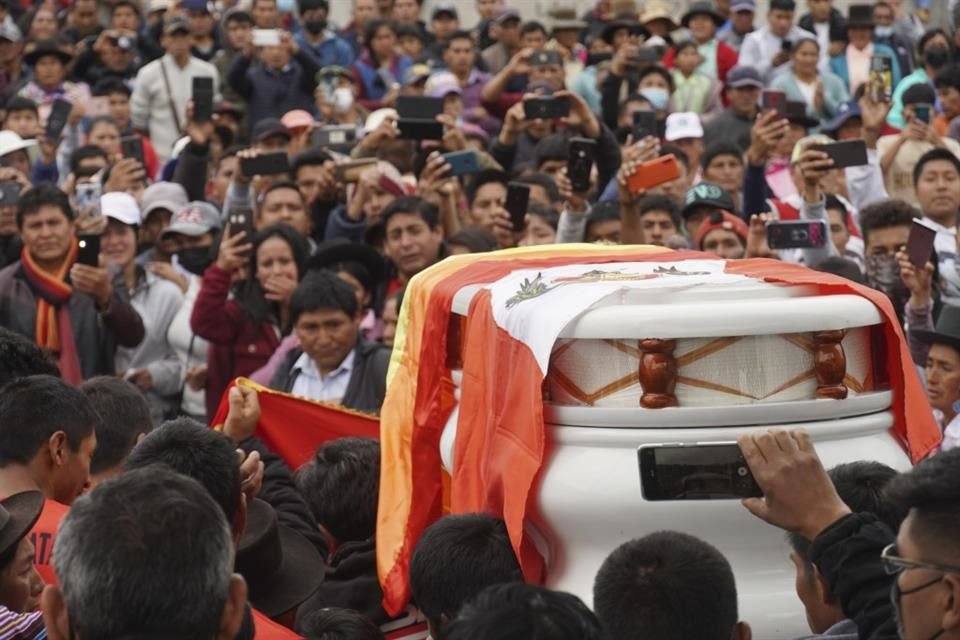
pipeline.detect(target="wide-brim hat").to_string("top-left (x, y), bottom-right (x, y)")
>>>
top-left (24, 40), bottom-right (72, 66)
top-left (913, 305), bottom-right (960, 353)
top-left (0, 492), bottom-right (43, 560)
top-left (681, 1), bottom-right (725, 28)
top-left (640, 1), bottom-right (677, 29)
top-left (236, 499), bottom-right (325, 617)
top-left (306, 239), bottom-right (385, 286)
top-left (601, 16), bottom-right (649, 44)
top-left (847, 4), bottom-right (874, 28)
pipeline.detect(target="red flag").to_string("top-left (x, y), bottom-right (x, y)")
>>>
top-left (211, 378), bottom-right (379, 470)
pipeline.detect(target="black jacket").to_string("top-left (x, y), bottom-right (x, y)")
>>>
top-left (810, 513), bottom-right (897, 640)
top-left (269, 341), bottom-right (391, 415)
top-left (798, 9), bottom-right (846, 37)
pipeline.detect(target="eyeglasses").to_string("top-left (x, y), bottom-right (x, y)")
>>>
top-left (881, 543), bottom-right (960, 576)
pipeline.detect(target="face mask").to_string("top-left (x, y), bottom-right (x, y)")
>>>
top-left (176, 246), bottom-right (214, 277)
top-left (874, 25), bottom-right (894, 37)
top-left (304, 19), bottom-right (326, 34)
top-left (925, 45), bottom-right (951, 70)
top-left (891, 577), bottom-right (947, 640)
top-left (641, 87), bottom-right (669, 111)
top-left (865, 254), bottom-right (910, 318)
top-left (333, 86), bottom-right (354, 114)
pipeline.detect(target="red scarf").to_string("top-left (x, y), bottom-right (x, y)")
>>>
top-left (20, 242), bottom-right (82, 384)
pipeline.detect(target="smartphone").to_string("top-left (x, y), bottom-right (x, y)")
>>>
top-left (311, 125), bottom-right (357, 148)
top-left (869, 55), bottom-right (893, 103)
top-left (74, 181), bottom-right (101, 214)
top-left (396, 96), bottom-right (444, 120)
top-left (226, 205), bottom-right (255, 241)
top-left (639, 443), bottom-right (762, 501)
top-left (251, 28), bottom-right (280, 47)
top-left (396, 118), bottom-right (444, 140)
top-left (523, 96), bottom-right (571, 120)
top-left (781, 39), bottom-right (793, 52)
top-left (46, 98), bottom-right (72, 140)
top-left (809, 139), bottom-right (868, 169)
top-left (567, 138), bottom-right (596, 193)
top-left (906, 219), bottom-right (938, 268)
top-left (192, 76), bottom-right (214, 122)
top-left (761, 89), bottom-right (787, 118)
top-left (76, 234), bottom-right (101, 267)
top-left (628, 47), bottom-right (660, 67)
top-left (334, 158), bottom-right (377, 183)
top-left (121, 135), bottom-right (144, 165)
top-left (766, 220), bottom-right (828, 250)
top-left (632, 111), bottom-right (658, 142)
top-left (913, 104), bottom-right (932, 124)
top-left (627, 154), bottom-right (682, 193)
top-left (440, 150), bottom-right (481, 178)
top-left (240, 152), bottom-right (290, 178)
top-left (505, 182), bottom-right (531, 233)
top-left (0, 181), bottom-right (20, 207)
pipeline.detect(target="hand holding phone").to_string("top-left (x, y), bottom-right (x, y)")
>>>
top-left (906, 219), bottom-right (937, 268)
top-left (761, 89), bottom-right (787, 118)
top-left (240, 152), bottom-right (290, 178)
top-left (120, 135), bottom-right (144, 165)
top-left (523, 96), bottom-right (571, 120)
top-left (440, 150), bottom-right (481, 178)
top-left (809, 139), bottom-right (868, 169)
top-left (639, 443), bottom-right (763, 501)
top-left (627, 154), bottom-right (681, 193)
top-left (567, 138), bottom-right (596, 193)
top-left (505, 182), bottom-right (531, 232)
top-left (46, 98), bottom-right (72, 140)
top-left (192, 76), bottom-right (214, 122)
top-left (765, 220), bottom-right (827, 250)
top-left (76, 234), bottom-right (101, 267)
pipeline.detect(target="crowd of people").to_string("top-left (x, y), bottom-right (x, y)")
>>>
top-left (0, 0), bottom-right (953, 636)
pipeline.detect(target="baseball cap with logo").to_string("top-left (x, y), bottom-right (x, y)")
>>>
top-left (101, 192), bottom-right (142, 227)
top-left (681, 182), bottom-right (736, 220)
top-left (142, 182), bottom-right (189, 220)
top-left (665, 112), bottom-right (704, 141)
top-left (162, 201), bottom-right (223, 239)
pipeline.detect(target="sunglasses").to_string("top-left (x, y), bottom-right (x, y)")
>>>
top-left (881, 543), bottom-right (960, 576)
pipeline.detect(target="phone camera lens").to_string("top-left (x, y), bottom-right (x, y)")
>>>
top-left (737, 466), bottom-right (748, 477)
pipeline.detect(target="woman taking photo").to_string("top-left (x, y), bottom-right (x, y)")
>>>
top-left (769, 37), bottom-right (849, 127)
top-left (351, 19), bottom-right (413, 111)
top-left (191, 223), bottom-right (309, 417)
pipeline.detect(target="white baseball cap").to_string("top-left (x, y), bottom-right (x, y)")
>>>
top-left (664, 112), bottom-right (704, 142)
top-left (101, 192), bottom-right (142, 227)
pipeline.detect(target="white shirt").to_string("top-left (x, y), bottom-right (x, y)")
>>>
top-left (130, 54), bottom-right (221, 161)
top-left (290, 349), bottom-right (355, 405)
top-left (934, 409), bottom-right (960, 452)
top-left (739, 25), bottom-right (816, 83)
top-left (925, 218), bottom-right (960, 307)
top-left (166, 275), bottom-right (209, 420)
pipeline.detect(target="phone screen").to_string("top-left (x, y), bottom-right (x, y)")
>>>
top-left (638, 443), bottom-right (762, 501)
top-left (907, 219), bottom-right (937, 268)
top-left (766, 220), bottom-right (827, 250)
top-left (192, 77), bottom-right (214, 122)
top-left (46, 98), bottom-right (72, 140)
top-left (121, 136), bottom-right (144, 164)
top-left (505, 183), bottom-right (531, 233)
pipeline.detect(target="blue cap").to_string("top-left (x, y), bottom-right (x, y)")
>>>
top-left (821, 101), bottom-right (862, 133)
top-left (181, 0), bottom-right (212, 12)
top-left (731, 0), bottom-right (755, 12)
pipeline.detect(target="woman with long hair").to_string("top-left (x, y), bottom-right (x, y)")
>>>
top-left (350, 19), bottom-right (413, 110)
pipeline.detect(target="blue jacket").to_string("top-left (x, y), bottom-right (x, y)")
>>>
top-left (228, 50), bottom-right (322, 134)
top-left (351, 53), bottom-right (413, 107)
top-left (829, 43), bottom-right (903, 94)
top-left (294, 30), bottom-right (355, 68)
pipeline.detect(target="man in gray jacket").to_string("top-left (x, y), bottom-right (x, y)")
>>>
top-left (270, 270), bottom-right (389, 415)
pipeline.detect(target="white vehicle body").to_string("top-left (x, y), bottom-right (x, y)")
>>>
top-left (439, 277), bottom-right (911, 639)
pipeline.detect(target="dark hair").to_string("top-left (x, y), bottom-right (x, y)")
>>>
top-left (593, 531), bottom-right (739, 640)
top-left (789, 462), bottom-right (903, 571)
top-left (913, 147), bottom-right (960, 187)
top-left (885, 447), bottom-right (960, 554)
top-left (918, 28), bottom-right (950, 57)
top-left (824, 194), bottom-right (849, 225)
top-left (296, 607), bottom-right (385, 640)
top-left (445, 584), bottom-right (604, 640)
top-left (331, 259), bottom-right (374, 295)
top-left (85, 114), bottom-right (121, 137)
top-left (444, 30), bottom-right (474, 49)
top-left (69, 145), bottom-right (109, 175)
top-left (381, 196), bottom-right (440, 231)
top-left (467, 170), bottom-right (509, 206)
top-left (858, 199), bottom-right (919, 247)
top-left (16, 183), bottom-right (73, 227)
top-left (363, 19), bottom-right (397, 66)
top-left (902, 82), bottom-right (936, 106)
top-left (225, 8), bottom-right (254, 25)
top-left (526, 202), bottom-right (559, 230)
top-left (409, 513), bottom-right (524, 633)
top-left (659, 144), bottom-right (690, 171)
top-left (80, 377), bottom-right (152, 476)
top-left (639, 65), bottom-right (675, 93)
top-left (0, 326), bottom-right (59, 387)
top-left (585, 201), bottom-right (621, 241)
top-left (53, 467), bottom-right (234, 640)
top-left (532, 134), bottom-right (569, 170)
top-left (236, 223), bottom-right (310, 328)
top-left (290, 269), bottom-right (359, 325)
top-left (637, 194), bottom-right (681, 224)
top-left (3, 96), bottom-right (38, 116)
top-left (124, 418), bottom-right (242, 524)
top-left (514, 173), bottom-right (561, 204)
top-left (813, 256), bottom-right (866, 284)
top-left (91, 77), bottom-right (131, 98)
top-left (446, 228), bottom-right (498, 253)
top-left (673, 40), bottom-right (698, 57)
top-left (701, 141), bottom-right (744, 172)
top-left (294, 437), bottom-right (380, 543)
top-left (292, 149), bottom-right (332, 180)
top-left (0, 375), bottom-right (97, 467)
top-left (261, 180), bottom-right (305, 207)
top-left (791, 36), bottom-right (819, 54)
top-left (770, 0), bottom-right (795, 11)
top-left (934, 63), bottom-right (960, 92)
top-left (521, 20), bottom-right (547, 36)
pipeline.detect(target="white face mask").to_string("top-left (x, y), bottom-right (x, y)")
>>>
top-left (333, 87), bottom-right (354, 114)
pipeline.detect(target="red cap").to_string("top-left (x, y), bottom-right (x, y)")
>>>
top-left (694, 210), bottom-right (749, 249)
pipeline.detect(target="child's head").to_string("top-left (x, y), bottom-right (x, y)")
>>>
top-left (675, 41), bottom-right (702, 74)
top-left (3, 97), bottom-right (40, 140)
top-left (294, 437), bottom-right (381, 545)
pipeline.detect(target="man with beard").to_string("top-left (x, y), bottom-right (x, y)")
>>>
top-left (858, 199), bottom-right (919, 325)
top-left (295, 0), bottom-right (354, 67)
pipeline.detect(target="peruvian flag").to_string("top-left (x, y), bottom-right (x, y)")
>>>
top-left (376, 246), bottom-right (941, 615)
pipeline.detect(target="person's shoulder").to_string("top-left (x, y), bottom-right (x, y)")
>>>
top-left (191, 57), bottom-right (219, 74)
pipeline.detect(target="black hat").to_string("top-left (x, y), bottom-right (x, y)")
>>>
top-left (252, 118), bottom-right (291, 143)
top-left (236, 499), bottom-right (325, 617)
top-left (785, 101), bottom-right (820, 128)
top-left (23, 40), bottom-right (72, 66)
top-left (681, 182), bottom-right (735, 219)
top-left (847, 4), bottom-right (874, 28)
top-left (601, 15), bottom-right (649, 45)
top-left (913, 305), bottom-right (960, 353)
top-left (681, 1), bottom-right (724, 28)
top-left (307, 240), bottom-right (385, 288)
top-left (0, 492), bottom-right (43, 560)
